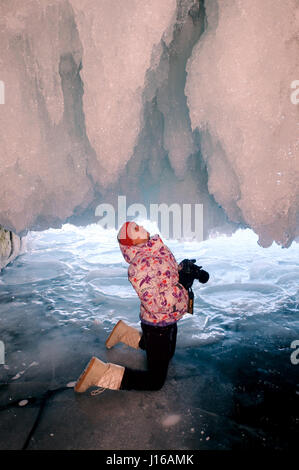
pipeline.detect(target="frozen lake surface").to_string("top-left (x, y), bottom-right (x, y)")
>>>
top-left (0, 223), bottom-right (298, 450)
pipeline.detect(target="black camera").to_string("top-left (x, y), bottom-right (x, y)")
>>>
top-left (178, 259), bottom-right (209, 315)
top-left (178, 258), bottom-right (209, 290)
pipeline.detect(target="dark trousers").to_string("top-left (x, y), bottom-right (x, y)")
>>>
top-left (120, 322), bottom-right (177, 391)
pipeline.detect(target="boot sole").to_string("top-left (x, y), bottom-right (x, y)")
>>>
top-left (74, 357), bottom-right (96, 393)
top-left (105, 320), bottom-right (123, 349)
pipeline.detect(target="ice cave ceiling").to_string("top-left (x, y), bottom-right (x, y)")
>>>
top-left (0, 0), bottom-right (298, 247)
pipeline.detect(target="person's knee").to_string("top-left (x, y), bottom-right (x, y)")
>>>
top-left (149, 374), bottom-right (167, 391)
top-left (138, 335), bottom-right (146, 350)
top-left (149, 382), bottom-right (164, 391)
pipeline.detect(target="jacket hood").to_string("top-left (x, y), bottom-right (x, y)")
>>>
top-left (118, 233), bottom-right (163, 264)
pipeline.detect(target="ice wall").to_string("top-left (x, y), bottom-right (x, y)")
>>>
top-left (113, 0), bottom-right (231, 240)
top-left (69, 0), bottom-right (177, 187)
top-left (185, 0), bottom-right (299, 247)
top-left (0, 0), bottom-right (298, 247)
top-left (0, 0), bottom-right (98, 234)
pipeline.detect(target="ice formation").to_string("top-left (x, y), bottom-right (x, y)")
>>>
top-left (70, 0), bottom-right (177, 187)
top-left (0, 0), bottom-right (96, 234)
top-left (0, 0), bottom-right (298, 247)
top-left (185, 0), bottom-right (299, 247)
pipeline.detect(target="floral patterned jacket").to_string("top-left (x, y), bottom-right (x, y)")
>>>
top-left (119, 233), bottom-right (188, 326)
